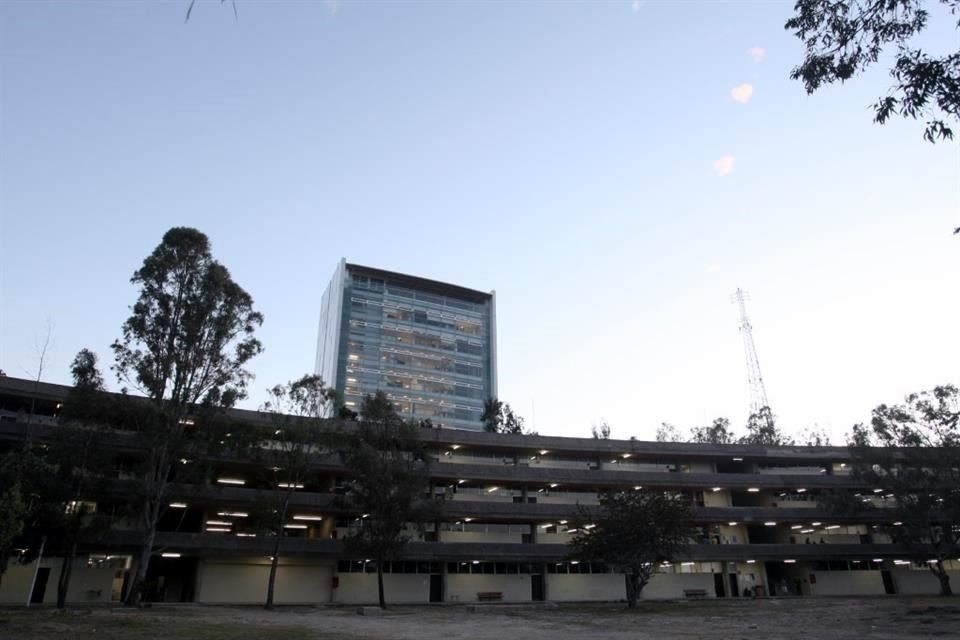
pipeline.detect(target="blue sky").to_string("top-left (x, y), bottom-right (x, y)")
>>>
top-left (1, 1), bottom-right (957, 442)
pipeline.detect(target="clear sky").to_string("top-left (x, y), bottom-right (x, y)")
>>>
top-left (1, 1), bottom-right (957, 444)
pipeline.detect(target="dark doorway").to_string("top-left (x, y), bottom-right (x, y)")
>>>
top-left (713, 573), bottom-right (726, 597)
top-left (144, 557), bottom-right (197, 602)
top-left (881, 570), bottom-right (896, 594)
top-left (531, 573), bottom-right (545, 601)
top-left (429, 574), bottom-right (443, 602)
top-left (728, 573), bottom-right (739, 597)
top-left (30, 567), bottom-right (51, 604)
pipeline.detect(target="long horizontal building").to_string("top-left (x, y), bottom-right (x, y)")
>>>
top-left (0, 376), bottom-right (956, 606)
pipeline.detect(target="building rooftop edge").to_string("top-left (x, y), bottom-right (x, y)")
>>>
top-left (344, 262), bottom-right (492, 304)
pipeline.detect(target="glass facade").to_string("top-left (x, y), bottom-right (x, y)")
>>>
top-left (316, 260), bottom-right (496, 431)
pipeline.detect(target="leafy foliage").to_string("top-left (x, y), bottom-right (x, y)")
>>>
top-left (848, 385), bottom-right (960, 595)
top-left (786, 0), bottom-right (960, 142)
top-left (591, 420), bottom-right (612, 439)
top-left (569, 490), bottom-right (694, 607)
top-left (690, 417), bottom-right (736, 444)
top-left (339, 392), bottom-right (436, 608)
top-left (481, 396), bottom-right (533, 435)
top-left (740, 406), bottom-right (795, 446)
top-left (655, 422), bottom-right (681, 442)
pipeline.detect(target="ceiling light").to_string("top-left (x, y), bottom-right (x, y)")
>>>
top-left (161, 553), bottom-right (181, 558)
top-left (825, 525), bottom-right (840, 530)
top-left (464, 517), bottom-right (473, 522)
top-left (549, 483), bottom-right (558, 488)
top-left (451, 445), bottom-right (461, 450)
top-left (236, 533), bottom-right (257, 537)
top-left (284, 524), bottom-right (308, 529)
top-left (811, 522), bottom-right (822, 526)
top-left (217, 512), bottom-right (248, 518)
top-left (217, 478), bottom-right (245, 485)
top-left (791, 525), bottom-right (803, 530)
top-left (728, 522), bottom-right (738, 526)
top-left (486, 487), bottom-right (499, 493)
top-left (733, 457), bottom-right (743, 462)
top-left (293, 515), bottom-right (324, 521)
top-left (206, 520), bottom-right (232, 526)
top-left (278, 483), bottom-right (304, 489)
top-left (797, 488), bottom-right (806, 493)
top-left (748, 488), bottom-right (759, 493)
top-left (893, 521), bottom-right (903, 526)
top-left (169, 502), bottom-right (187, 509)
top-left (712, 487), bottom-right (722, 492)
top-left (783, 559), bottom-right (796, 564)
top-left (458, 479), bottom-right (466, 484)
top-left (634, 486), bottom-right (642, 490)
top-left (764, 522), bottom-right (777, 526)
top-left (540, 450), bottom-right (549, 455)
top-left (746, 559), bottom-right (756, 564)
top-left (873, 488), bottom-right (883, 493)
top-left (206, 527), bottom-right (230, 532)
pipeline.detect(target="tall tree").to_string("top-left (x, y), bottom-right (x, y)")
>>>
top-left (339, 392), bottom-right (436, 609)
top-left (690, 417), bottom-right (736, 444)
top-left (740, 407), bottom-right (795, 446)
top-left (786, 0), bottom-right (960, 143)
top-left (849, 385), bottom-right (960, 595)
top-left (569, 490), bottom-right (694, 608)
top-left (48, 349), bottom-right (112, 608)
top-left (256, 375), bottom-right (336, 609)
top-left (111, 227), bottom-right (263, 606)
top-left (0, 454), bottom-right (27, 587)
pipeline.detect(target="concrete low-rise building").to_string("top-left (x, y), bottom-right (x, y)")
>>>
top-left (1, 376), bottom-right (957, 605)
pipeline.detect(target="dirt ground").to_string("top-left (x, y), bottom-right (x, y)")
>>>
top-left (2, 597), bottom-right (960, 640)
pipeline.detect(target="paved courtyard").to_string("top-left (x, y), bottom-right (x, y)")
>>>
top-left (2, 597), bottom-right (959, 639)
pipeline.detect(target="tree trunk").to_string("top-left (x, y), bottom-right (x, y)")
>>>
top-left (266, 498), bottom-right (290, 609)
top-left (377, 563), bottom-right (386, 609)
top-left (624, 572), bottom-right (640, 608)
top-left (930, 561), bottom-right (953, 596)
top-left (125, 509), bottom-right (159, 607)
top-left (56, 539), bottom-right (78, 609)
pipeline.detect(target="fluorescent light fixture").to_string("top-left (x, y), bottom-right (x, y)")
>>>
top-left (873, 488), bottom-right (883, 493)
top-left (486, 487), bottom-right (499, 493)
top-left (584, 524), bottom-right (596, 530)
top-left (728, 522), bottom-right (738, 526)
top-left (169, 502), bottom-right (187, 509)
top-left (458, 479), bottom-right (466, 484)
top-left (797, 488), bottom-right (807, 493)
top-left (161, 553), bottom-right (181, 558)
top-left (893, 521), bottom-right (903, 526)
top-left (464, 517), bottom-right (473, 522)
top-left (451, 445), bottom-right (461, 450)
top-left (748, 488), bottom-right (760, 493)
top-left (539, 450), bottom-right (549, 455)
top-left (746, 559), bottom-right (756, 564)
top-left (206, 520), bottom-right (232, 526)
top-left (217, 512), bottom-right (248, 518)
top-left (872, 558), bottom-right (883, 562)
top-left (711, 487), bottom-right (722, 492)
top-left (570, 561), bottom-right (580, 565)
top-left (681, 562), bottom-right (695, 566)
top-left (764, 522), bottom-right (777, 527)
top-left (361, 513), bottom-right (370, 519)
top-left (472, 560), bottom-right (480, 565)
top-left (284, 524), bottom-right (308, 529)
top-left (278, 483), bottom-right (304, 489)
top-left (348, 354), bottom-right (359, 360)
top-left (236, 533), bottom-right (257, 537)
top-left (622, 453), bottom-right (631, 459)
top-left (733, 457), bottom-right (743, 462)
top-left (206, 527), bottom-right (230, 532)
top-left (811, 522), bottom-right (822, 526)
top-left (634, 485), bottom-right (642, 490)
top-left (293, 515), bottom-right (324, 521)
top-left (346, 377), bottom-right (357, 383)
top-left (559, 520), bottom-right (568, 525)
top-left (825, 525), bottom-right (841, 530)
top-left (217, 478), bottom-right (246, 485)
top-left (791, 525), bottom-right (803, 530)
top-left (801, 529), bottom-right (815, 534)
top-left (783, 559), bottom-right (796, 564)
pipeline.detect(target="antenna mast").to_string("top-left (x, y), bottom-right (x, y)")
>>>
top-left (732, 288), bottom-right (769, 416)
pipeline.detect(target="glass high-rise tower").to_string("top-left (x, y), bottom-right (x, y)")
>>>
top-left (315, 259), bottom-right (497, 431)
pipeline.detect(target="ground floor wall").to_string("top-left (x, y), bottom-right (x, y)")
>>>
top-left (195, 557), bottom-right (333, 605)
top-left (0, 558), bottom-right (116, 605)
top-left (808, 571), bottom-right (886, 596)
top-left (333, 574), bottom-right (432, 604)
top-left (890, 569), bottom-right (960, 595)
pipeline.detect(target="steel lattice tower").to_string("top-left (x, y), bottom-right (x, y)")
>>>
top-left (732, 288), bottom-right (769, 416)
